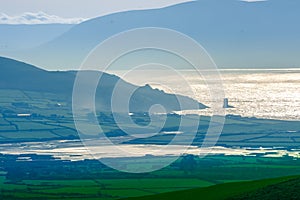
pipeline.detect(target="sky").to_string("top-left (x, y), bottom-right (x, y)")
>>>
top-left (0, 0), bottom-right (193, 24)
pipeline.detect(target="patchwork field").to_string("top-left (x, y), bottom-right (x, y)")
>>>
top-left (1, 154), bottom-right (300, 199)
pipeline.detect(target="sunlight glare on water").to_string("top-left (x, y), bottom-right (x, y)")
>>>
top-left (112, 69), bottom-right (300, 121)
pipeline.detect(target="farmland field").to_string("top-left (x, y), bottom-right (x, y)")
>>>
top-left (1, 154), bottom-right (300, 199)
top-left (0, 89), bottom-right (300, 199)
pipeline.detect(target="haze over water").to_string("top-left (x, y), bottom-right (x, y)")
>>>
top-left (115, 69), bottom-right (300, 121)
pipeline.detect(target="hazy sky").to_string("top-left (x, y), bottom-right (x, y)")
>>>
top-left (0, 0), bottom-right (192, 19)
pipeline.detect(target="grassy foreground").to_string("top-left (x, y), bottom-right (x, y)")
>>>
top-left (125, 175), bottom-right (299, 200)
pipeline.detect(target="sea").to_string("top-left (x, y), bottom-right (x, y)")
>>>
top-left (114, 68), bottom-right (300, 121)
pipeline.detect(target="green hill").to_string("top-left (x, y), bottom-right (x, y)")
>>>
top-left (0, 56), bottom-right (206, 112)
top-left (232, 177), bottom-right (300, 200)
top-left (125, 176), bottom-right (299, 200)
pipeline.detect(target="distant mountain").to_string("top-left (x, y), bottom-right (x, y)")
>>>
top-left (0, 24), bottom-right (74, 51)
top-left (0, 56), bottom-right (206, 112)
top-left (1, 0), bottom-right (300, 69)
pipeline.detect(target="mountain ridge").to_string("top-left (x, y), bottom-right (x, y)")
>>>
top-left (0, 56), bottom-right (206, 112)
top-left (1, 0), bottom-right (300, 69)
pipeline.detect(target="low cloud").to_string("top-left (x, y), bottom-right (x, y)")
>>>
top-left (0, 12), bottom-right (86, 24)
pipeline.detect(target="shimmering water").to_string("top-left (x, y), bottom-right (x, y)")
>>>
top-left (115, 69), bottom-right (300, 121)
top-left (1, 140), bottom-right (299, 161)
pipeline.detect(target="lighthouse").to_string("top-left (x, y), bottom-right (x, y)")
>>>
top-left (223, 98), bottom-right (233, 108)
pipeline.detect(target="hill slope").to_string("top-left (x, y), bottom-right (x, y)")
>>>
top-left (125, 176), bottom-right (299, 200)
top-left (0, 24), bottom-right (74, 51)
top-left (232, 177), bottom-right (300, 200)
top-left (0, 56), bottom-right (206, 112)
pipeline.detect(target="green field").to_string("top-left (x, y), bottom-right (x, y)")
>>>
top-left (0, 174), bottom-right (214, 199)
top-left (1, 155), bottom-right (300, 199)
